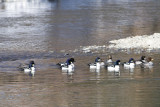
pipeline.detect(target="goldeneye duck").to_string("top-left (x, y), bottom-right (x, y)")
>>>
top-left (19, 60), bottom-right (35, 76)
top-left (123, 58), bottom-right (135, 68)
top-left (107, 60), bottom-right (121, 72)
top-left (106, 55), bottom-right (113, 64)
top-left (143, 57), bottom-right (153, 66)
top-left (57, 58), bottom-right (75, 71)
top-left (95, 57), bottom-right (105, 66)
top-left (135, 56), bottom-right (146, 65)
top-left (89, 57), bottom-right (105, 69)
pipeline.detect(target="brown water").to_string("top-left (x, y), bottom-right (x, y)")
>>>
top-left (1, 53), bottom-right (160, 107)
top-left (1, 0), bottom-right (160, 107)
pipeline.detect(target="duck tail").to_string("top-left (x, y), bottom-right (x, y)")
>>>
top-left (18, 63), bottom-right (27, 71)
top-left (88, 63), bottom-right (91, 66)
top-left (56, 63), bottom-right (61, 66)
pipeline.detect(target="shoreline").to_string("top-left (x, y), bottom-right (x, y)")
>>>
top-left (1, 33), bottom-right (160, 62)
top-left (79, 33), bottom-right (160, 54)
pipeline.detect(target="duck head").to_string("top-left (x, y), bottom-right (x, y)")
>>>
top-left (29, 61), bottom-right (35, 68)
top-left (129, 58), bottom-right (135, 63)
top-left (66, 58), bottom-right (75, 65)
top-left (147, 57), bottom-right (153, 62)
top-left (70, 58), bottom-right (75, 63)
top-left (95, 57), bottom-right (101, 62)
top-left (141, 56), bottom-right (146, 60)
top-left (115, 60), bottom-right (121, 65)
top-left (108, 55), bottom-right (112, 60)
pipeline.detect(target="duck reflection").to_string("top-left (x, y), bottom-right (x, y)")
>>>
top-left (90, 68), bottom-right (101, 82)
top-left (124, 66), bottom-right (134, 73)
top-left (62, 68), bottom-right (75, 81)
top-left (114, 71), bottom-right (120, 77)
top-left (62, 69), bottom-right (74, 75)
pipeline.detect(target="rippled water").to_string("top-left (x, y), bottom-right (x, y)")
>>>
top-left (1, 54), bottom-right (160, 107)
top-left (1, 0), bottom-right (160, 107)
top-left (0, 0), bottom-right (160, 53)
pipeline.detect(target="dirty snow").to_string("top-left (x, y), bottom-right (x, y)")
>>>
top-left (109, 33), bottom-right (160, 49)
top-left (77, 33), bottom-right (160, 54)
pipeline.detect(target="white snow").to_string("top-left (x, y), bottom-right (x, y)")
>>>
top-left (109, 33), bottom-right (160, 49)
top-left (81, 45), bottom-right (106, 53)
top-left (77, 33), bottom-right (160, 54)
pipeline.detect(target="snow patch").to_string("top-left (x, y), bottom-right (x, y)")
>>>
top-left (80, 45), bottom-right (106, 53)
top-left (71, 33), bottom-right (160, 54)
top-left (109, 33), bottom-right (160, 49)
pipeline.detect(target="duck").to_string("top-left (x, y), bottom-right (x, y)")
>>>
top-left (57, 58), bottom-right (75, 71)
top-left (106, 55), bottom-right (113, 64)
top-left (89, 57), bottom-right (104, 69)
top-left (135, 56), bottom-right (146, 65)
top-left (19, 61), bottom-right (35, 76)
top-left (95, 57), bottom-right (105, 66)
top-left (143, 57), bottom-right (153, 67)
top-left (123, 58), bottom-right (135, 69)
top-left (105, 55), bottom-right (114, 67)
top-left (107, 60), bottom-right (121, 72)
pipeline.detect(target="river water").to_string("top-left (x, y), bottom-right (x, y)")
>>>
top-left (0, 0), bottom-right (160, 107)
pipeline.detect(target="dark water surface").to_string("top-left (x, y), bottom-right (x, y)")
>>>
top-left (1, 0), bottom-right (160, 107)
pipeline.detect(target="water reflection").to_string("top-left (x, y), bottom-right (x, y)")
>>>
top-left (90, 69), bottom-right (101, 81)
top-left (62, 69), bottom-right (74, 75)
top-left (124, 66), bottom-right (134, 72)
top-left (48, 0), bottom-right (59, 2)
top-left (0, 0), bottom-right (56, 16)
top-left (114, 71), bottom-right (120, 77)
top-left (61, 69), bottom-right (75, 82)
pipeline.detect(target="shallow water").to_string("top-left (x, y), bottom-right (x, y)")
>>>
top-left (1, 0), bottom-right (160, 107)
top-left (1, 54), bottom-right (160, 107)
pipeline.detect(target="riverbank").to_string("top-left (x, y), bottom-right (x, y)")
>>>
top-left (79, 33), bottom-right (160, 54)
